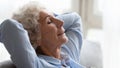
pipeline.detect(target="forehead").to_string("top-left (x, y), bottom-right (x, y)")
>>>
top-left (39, 10), bottom-right (54, 21)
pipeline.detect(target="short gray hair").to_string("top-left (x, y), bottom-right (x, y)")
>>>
top-left (12, 1), bottom-right (45, 48)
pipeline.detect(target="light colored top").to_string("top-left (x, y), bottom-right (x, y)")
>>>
top-left (0, 12), bottom-right (84, 68)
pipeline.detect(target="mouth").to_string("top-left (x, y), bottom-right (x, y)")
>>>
top-left (58, 32), bottom-right (65, 36)
top-left (58, 27), bottom-right (65, 36)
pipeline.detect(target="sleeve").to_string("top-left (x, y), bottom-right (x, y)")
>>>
top-left (0, 19), bottom-right (40, 68)
top-left (0, 32), bottom-right (1, 42)
top-left (56, 12), bottom-right (83, 63)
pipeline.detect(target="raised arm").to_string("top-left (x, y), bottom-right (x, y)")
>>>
top-left (0, 19), bottom-right (38, 68)
top-left (56, 12), bottom-right (83, 63)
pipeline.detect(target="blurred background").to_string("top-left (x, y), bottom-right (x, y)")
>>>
top-left (0, 0), bottom-right (120, 68)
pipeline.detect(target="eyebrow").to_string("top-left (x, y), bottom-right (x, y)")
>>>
top-left (41, 15), bottom-right (51, 22)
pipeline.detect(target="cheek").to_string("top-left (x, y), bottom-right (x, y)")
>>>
top-left (41, 29), bottom-right (58, 45)
top-left (41, 26), bottom-right (57, 38)
top-left (43, 28), bottom-right (56, 35)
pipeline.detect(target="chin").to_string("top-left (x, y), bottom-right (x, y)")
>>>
top-left (58, 34), bottom-right (68, 45)
top-left (62, 36), bottom-right (68, 44)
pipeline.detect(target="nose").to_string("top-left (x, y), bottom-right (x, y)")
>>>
top-left (54, 18), bottom-right (64, 28)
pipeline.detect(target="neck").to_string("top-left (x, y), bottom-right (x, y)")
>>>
top-left (36, 46), bottom-right (61, 59)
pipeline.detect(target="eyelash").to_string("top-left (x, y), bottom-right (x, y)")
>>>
top-left (47, 19), bottom-right (52, 24)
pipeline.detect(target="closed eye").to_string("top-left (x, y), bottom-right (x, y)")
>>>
top-left (47, 19), bottom-right (52, 24)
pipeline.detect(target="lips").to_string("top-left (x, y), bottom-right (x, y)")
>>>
top-left (58, 27), bottom-right (65, 36)
top-left (58, 32), bottom-right (64, 36)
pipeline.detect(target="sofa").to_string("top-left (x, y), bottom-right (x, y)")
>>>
top-left (0, 40), bottom-right (103, 68)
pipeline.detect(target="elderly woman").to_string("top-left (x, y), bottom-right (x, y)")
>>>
top-left (0, 2), bottom-right (84, 68)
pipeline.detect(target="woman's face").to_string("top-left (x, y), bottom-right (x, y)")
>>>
top-left (38, 10), bottom-right (68, 48)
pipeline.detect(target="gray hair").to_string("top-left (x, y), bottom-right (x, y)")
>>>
top-left (12, 1), bottom-right (45, 48)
